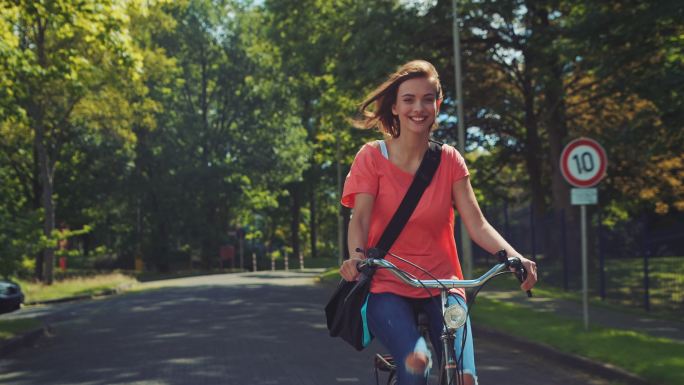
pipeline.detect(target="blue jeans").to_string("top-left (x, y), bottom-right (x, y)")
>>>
top-left (366, 292), bottom-right (477, 385)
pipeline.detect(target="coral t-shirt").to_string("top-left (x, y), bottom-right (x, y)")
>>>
top-left (341, 142), bottom-right (470, 298)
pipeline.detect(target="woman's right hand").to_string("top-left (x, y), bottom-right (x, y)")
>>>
top-left (340, 258), bottom-right (363, 281)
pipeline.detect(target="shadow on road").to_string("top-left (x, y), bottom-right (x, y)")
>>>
top-left (0, 282), bottom-right (375, 385)
top-left (1, 276), bottom-right (614, 385)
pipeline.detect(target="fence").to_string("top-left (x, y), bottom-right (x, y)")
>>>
top-left (465, 203), bottom-right (684, 314)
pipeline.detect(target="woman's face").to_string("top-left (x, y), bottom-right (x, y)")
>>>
top-left (392, 77), bottom-right (439, 136)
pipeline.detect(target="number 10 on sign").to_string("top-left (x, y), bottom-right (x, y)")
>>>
top-left (560, 138), bottom-right (607, 188)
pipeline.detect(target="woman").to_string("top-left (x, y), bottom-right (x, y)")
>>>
top-left (339, 60), bottom-right (537, 385)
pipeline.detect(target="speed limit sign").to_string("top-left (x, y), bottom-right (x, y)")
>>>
top-left (560, 137), bottom-right (607, 188)
top-left (560, 137), bottom-right (607, 331)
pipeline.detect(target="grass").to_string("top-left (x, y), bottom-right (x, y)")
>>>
top-left (472, 296), bottom-right (684, 385)
top-left (315, 267), bottom-right (342, 283)
top-left (0, 318), bottom-right (42, 341)
top-left (17, 272), bottom-right (137, 303)
top-left (299, 256), bottom-right (339, 269)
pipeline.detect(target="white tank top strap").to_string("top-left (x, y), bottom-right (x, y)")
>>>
top-left (376, 140), bottom-right (389, 159)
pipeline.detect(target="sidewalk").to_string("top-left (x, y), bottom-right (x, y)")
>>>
top-left (480, 289), bottom-right (684, 342)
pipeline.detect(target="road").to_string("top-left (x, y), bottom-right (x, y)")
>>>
top-left (0, 271), bottom-right (613, 385)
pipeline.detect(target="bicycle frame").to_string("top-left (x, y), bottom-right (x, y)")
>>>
top-left (363, 257), bottom-right (519, 385)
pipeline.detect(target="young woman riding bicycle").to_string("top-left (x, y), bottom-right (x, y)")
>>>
top-left (339, 60), bottom-right (538, 385)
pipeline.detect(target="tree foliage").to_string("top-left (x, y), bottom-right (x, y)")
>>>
top-left (0, 0), bottom-right (681, 277)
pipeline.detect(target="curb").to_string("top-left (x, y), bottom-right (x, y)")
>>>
top-left (24, 284), bottom-right (132, 306)
top-left (474, 325), bottom-right (653, 385)
top-left (0, 324), bottom-right (53, 358)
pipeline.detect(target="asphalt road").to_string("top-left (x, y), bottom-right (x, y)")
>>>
top-left (0, 271), bottom-right (614, 385)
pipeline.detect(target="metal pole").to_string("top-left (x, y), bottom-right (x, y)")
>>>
top-left (581, 205), bottom-right (589, 330)
top-left (530, 205), bottom-right (537, 261)
top-left (598, 210), bottom-right (606, 300)
top-left (504, 199), bottom-right (510, 238)
top-left (239, 237), bottom-right (244, 271)
top-left (642, 229), bottom-right (650, 311)
top-left (452, 0), bottom-right (472, 278)
top-left (560, 209), bottom-right (568, 291)
top-left (337, 131), bottom-right (344, 266)
top-left (252, 252), bottom-right (257, 272)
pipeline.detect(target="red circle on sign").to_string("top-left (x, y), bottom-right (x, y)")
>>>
top-left (560, 138), bottom-right (607, 188)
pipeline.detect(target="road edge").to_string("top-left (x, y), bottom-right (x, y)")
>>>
top-left (0, 324), bottom-right (53, 358)
top-left (474, 325), bottom-right (653, 385)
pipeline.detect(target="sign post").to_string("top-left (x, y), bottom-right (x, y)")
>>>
top-left (560, 137), bottom-right (607, 330)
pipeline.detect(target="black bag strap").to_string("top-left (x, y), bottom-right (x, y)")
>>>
top-left (368, 140), bottom-right (442, 259)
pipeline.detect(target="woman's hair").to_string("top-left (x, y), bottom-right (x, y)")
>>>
top-left (353, 60), bottom-right (443, 138)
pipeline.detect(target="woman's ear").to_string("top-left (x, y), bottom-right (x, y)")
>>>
top-left (436, 99), bottom-right (442, 112)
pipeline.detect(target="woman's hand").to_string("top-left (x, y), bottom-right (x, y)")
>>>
top-left (517, 255), bottom-right (538, 291)
top-left (340, 258), bottom-right (363, 281)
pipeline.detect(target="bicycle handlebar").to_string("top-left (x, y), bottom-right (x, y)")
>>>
top-left (361, 258), bottom-right (511, 289)
top-left (356, 249), bottom-right (533, 297)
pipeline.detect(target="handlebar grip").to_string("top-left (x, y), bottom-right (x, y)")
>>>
top-left (515, 269), bottom-right (533, 298)
top-left (508, 256), bottom-right (533, 298)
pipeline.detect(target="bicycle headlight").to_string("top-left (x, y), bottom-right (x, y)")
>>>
top-left (444, 303), bottom-right (467, 330)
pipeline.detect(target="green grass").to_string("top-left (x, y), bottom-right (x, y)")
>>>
top-left (300, 256), bottom-right (339, 269)
top-left (472, 296), bottom-right (684, 385)
top-left (17, 273), bottom-right (137, 303)
top-left (315, 267), bottom-right (341, 283)
top-left (0, 318), bottom-right (42, 341)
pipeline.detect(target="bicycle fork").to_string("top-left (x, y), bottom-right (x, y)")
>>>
top-left (439, 291), bottom-right (461, 385)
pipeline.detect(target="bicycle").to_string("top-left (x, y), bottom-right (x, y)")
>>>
top-left (357, 248), bottom-right (532, 385)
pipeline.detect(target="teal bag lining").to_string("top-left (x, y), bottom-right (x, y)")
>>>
top-left (361, 293), bottom-right (372, 347)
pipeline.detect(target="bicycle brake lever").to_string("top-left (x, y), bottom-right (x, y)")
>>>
top-left (509, 257), bottom-right (533, 298)
top-left (495, 249), bottom-right (508, 263)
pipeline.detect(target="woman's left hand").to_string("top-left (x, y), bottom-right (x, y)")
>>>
top-left (517, 256), bottom-right (538, 291)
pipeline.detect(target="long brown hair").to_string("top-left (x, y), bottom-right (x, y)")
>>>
top-left (353, 60), bottom-right (443, 138)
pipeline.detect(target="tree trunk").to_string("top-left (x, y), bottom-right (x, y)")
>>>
top-left (536, 5), bottom-right (572, 222)
top-left (289, 183), bottom-right (301, 259)
top-left (30, 15), bottom-right (52, 282)
top-left (533, 4), bottom-right (577, 266)
top-left (36, 122), bottom-right (55, 284)
top-left (309, 184), bottom-right (317, 259)
top-left (32, 142), bottom-right (44, 280)
top-left (302, 100), bottom-right (317, 259)
top-left (522, 72), bottom-right (546, 219)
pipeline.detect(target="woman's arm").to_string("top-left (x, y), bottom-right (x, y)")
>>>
top-left (452, 176), bottom-right (538, 291)
top-left (339, 193), bottom-right (375, 281)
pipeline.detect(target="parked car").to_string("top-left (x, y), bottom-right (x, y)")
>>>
top-left (0, 280), bottom-right (24, 314)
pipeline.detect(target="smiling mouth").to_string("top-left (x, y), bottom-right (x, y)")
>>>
top-left (410, 116), bottom-right (428, 123)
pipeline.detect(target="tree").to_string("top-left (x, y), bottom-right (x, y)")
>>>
top-left (2, 0), bottom-right (145, 282)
